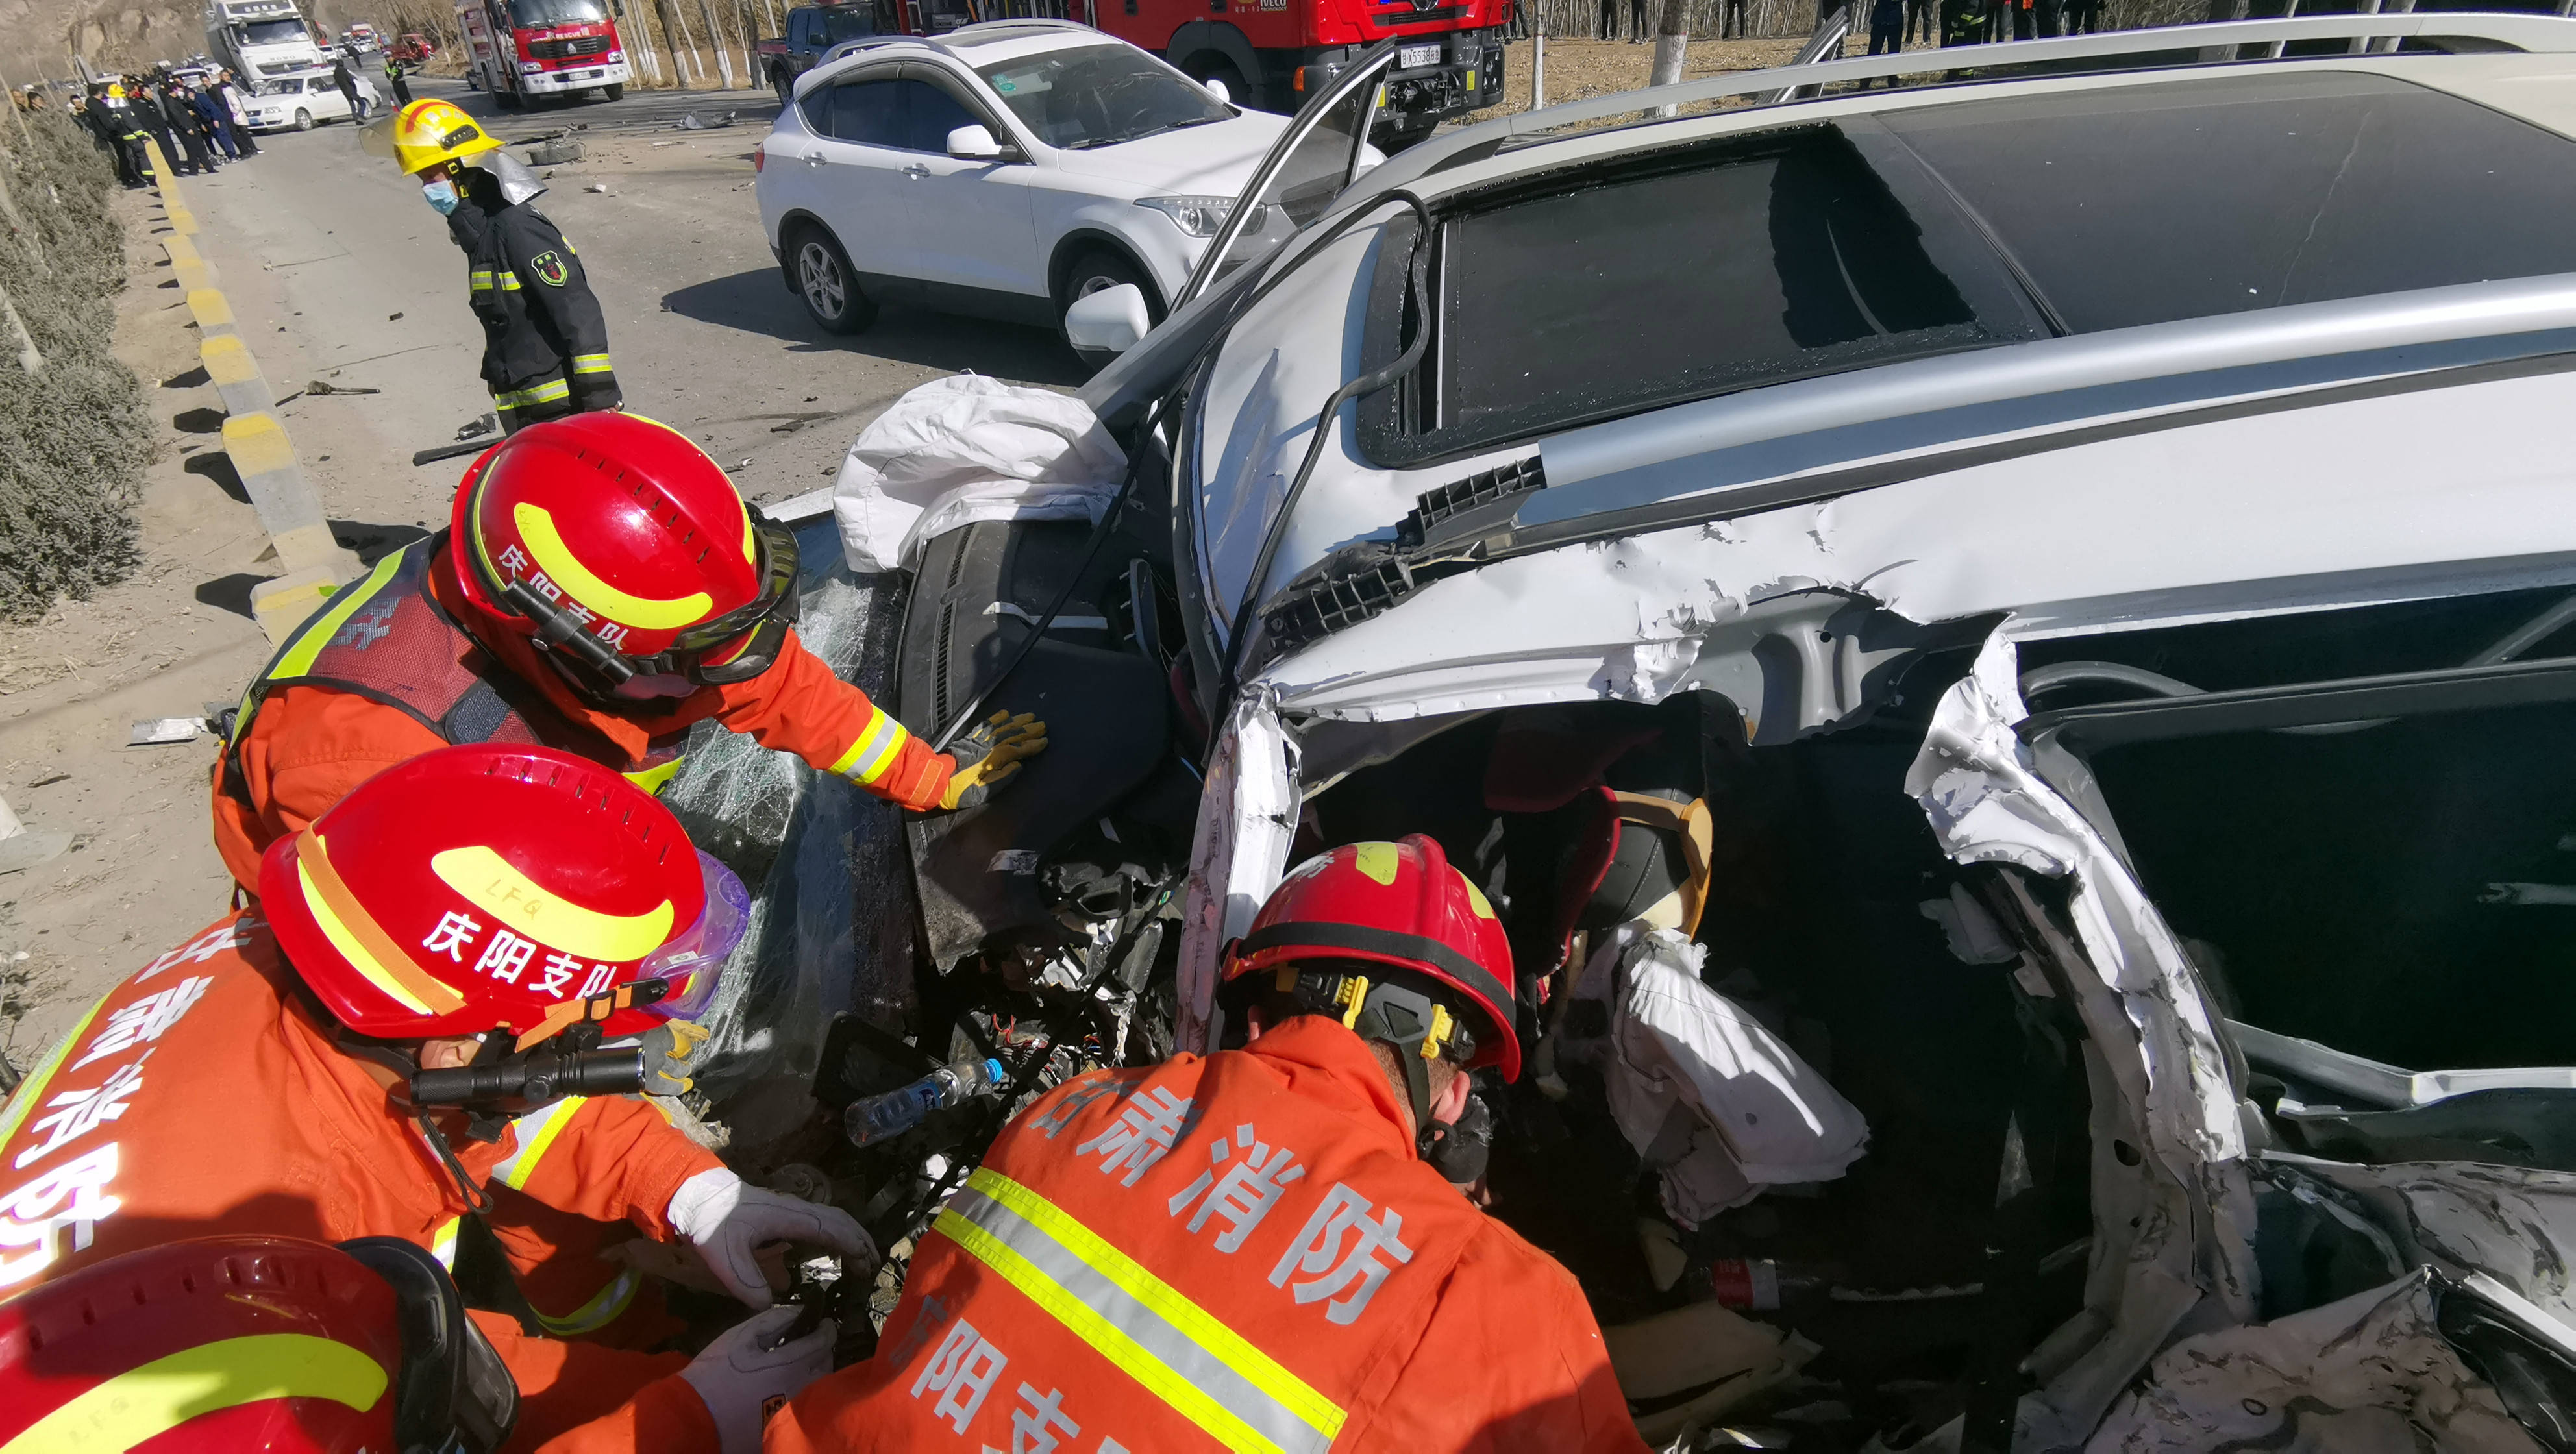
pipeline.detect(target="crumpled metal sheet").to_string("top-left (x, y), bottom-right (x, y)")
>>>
top-left (1174, 691), bottom-right (1300, 1054)
top-left (2279, 1153), bottom-right (2576, 1333)
top-left (2086, 1270), bottom-right (2541, 1453)
top-left (1905, 633), bottom-right (2260, 1450)
top-left (657, 537), bottom-right (917, 1121)
top-left (1909, 634), bottom-right (2244, 1177)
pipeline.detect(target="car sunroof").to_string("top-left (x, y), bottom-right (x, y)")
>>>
top-left (1879, 69), bottom-right (2576, 335)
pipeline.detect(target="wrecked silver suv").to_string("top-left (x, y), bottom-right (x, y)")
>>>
top-left (671, 14), bottom-right (2576, 1451)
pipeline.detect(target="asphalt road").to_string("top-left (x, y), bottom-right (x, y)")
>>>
top-left (180, 73), bottom-right (1085, 524)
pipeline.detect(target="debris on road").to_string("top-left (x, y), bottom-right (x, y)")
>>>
top-left (457, 413), bottom-right (498, 441)
top-left (413, 439), bottom-right (489, 467)
top-left (527, 140), bottom-right (584, 166)
top-left (305, 380), bottom-right (381, 396)
top-left (387, 312), bottom-right (404, 321)
top-left (128, 718), bottom-right (208, 746)
top-left (586, 184), bottom-right (611, 194)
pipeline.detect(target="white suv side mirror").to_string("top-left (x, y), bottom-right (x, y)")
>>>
top-left (946, 123), bottom-right (1002, 160)
top-left (1066, 283), bottom-right (1151, 357)
top-left (1202, 76), bottom-right (1229, 103)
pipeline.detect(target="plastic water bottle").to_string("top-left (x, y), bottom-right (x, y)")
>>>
top-left (843, 1059), bottom-right (1004, 1148)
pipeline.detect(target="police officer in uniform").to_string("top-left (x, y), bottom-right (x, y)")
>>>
top-left (371, 99), bottom-right (619, 434)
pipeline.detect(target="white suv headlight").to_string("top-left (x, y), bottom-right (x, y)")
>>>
top-left (1136, 195), bottom-right (1237, 239)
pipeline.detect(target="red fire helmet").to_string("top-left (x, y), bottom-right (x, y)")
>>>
top-left (0, 1237), bottom-right (404, 1453)
top-left (1222, 835), bottom-right (1520, 1080)
top-left (447, 412), bottom-right (800, 688)
top-left (259, 742), bottom-right (749, 1045)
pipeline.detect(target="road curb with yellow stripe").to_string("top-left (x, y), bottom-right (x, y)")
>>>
top-left (147, 142), bottom-right (360, 645)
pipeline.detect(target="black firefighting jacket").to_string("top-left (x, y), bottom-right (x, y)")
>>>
top-left (445, 175), bottom-right (620, 415)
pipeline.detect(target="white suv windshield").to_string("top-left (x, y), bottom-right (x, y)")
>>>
top-left (974, 44), bottom-right (1226, 151)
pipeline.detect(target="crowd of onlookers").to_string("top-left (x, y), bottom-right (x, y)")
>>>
top-left (66, 69), bottom-right (262, 186)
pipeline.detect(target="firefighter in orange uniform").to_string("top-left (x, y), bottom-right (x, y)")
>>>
top-left (0, 1234), bottom-right (828, 1454)
top-left (768, 836), bottom-right (1650, 1454)
top-left (210, 408), bottom-right (1046, 894)
top-left (0, 743), bottom-right (866, 1452)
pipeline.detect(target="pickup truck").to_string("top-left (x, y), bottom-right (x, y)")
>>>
top-left (754, 2), bottom-right (889, 102)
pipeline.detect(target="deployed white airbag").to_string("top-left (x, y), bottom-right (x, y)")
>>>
top-left (1576, 927), bottom-right (1870, 1226)
top-left (831, 375), bottom-right (1126, 573)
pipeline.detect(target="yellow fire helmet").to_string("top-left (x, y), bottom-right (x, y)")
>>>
top-left (367, 97), bottom-right (501, 175)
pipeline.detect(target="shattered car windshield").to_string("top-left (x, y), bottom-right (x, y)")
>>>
top-left (974, 45), bottom-right (1228, 151)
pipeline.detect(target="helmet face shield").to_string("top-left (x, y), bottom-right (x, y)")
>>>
top-left (636, 849), bottom-right (750, 1021)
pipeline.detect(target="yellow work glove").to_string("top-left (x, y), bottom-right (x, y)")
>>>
top-left (638, 1018), bottom-right (712, 1096)
top-left (939, 711), bottom-right (1048, 811)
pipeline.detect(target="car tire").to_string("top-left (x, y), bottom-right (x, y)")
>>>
top-left (1188, 58), bottom-right (1253, 110)
top-left (496, 87), bottom-right (524, 110)
top-left (773, 66), bottom-right (793, 105)
top-left (603, 82), bottom-right (626, 100)
top-left (790, 225), bottom-right (875, 335)
top-left (293, 108), bottom-right (312, 130)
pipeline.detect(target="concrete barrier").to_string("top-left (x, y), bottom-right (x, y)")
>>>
top-left (220, 411), bottom-right (360, 640)
top-left (165, 205), bottom-right (361, 641)
top-left (161, 235), bottom-right (219, 293)
top-left (185, 286), bottom-right (237, 338)
top-left (201, 334), bottom-right (275, 420)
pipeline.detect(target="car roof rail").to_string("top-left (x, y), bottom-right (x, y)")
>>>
top-left (939, 18), bottom-right (1098, 42)
top-left (1372, 14), bottom-right (2576, 188)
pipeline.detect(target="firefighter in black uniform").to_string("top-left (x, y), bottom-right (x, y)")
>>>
top-left (372, 98), bottom-right (619, 432)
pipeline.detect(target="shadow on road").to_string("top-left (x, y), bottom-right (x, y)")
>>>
top-left (662, 269), bottom-right (1088, 388)
top-left (193, 521), bottom-right (434, 620)
top-left (183, 450), bottom-right (249, 502)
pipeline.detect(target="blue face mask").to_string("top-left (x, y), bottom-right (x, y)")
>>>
top-left (422, 177), bottom-right (460, 216)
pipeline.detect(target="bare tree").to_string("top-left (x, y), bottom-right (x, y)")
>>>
top-left (659, 0), bottom-right (699, 82)
top-left (696, 0), bottom-right (735, 86)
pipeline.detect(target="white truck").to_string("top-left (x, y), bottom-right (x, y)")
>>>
top-left (203, 0), bottom-right (327, 82)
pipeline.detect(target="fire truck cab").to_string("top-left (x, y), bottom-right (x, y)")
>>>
top-left (458, 0), bottom-right (634, 105)
top-left (1077, 0), bottom-right (1511, 143)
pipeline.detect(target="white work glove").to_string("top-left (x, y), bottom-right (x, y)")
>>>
top-left (667, 1167), bottom-right (878, 1309)
top-left (677, 1305), bottom-right (834, 1454)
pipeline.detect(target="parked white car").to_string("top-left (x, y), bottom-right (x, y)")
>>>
top-left (243, 71), bottom-right (355, 130)
top-left (754, 19), bottom-right (1293, 351)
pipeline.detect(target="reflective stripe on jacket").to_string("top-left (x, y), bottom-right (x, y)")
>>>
top-left (771, 1017), bottom-right (1646, 1454)
top-left (0, 911), bottom-right (720, 1453)
top-left (449, 188), bottom-right (621, 413)
top-left (208, 536), bottom-right (952, 890)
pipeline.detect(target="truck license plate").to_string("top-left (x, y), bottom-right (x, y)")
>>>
top-left (1400, 43), bottom-right (1442, 68)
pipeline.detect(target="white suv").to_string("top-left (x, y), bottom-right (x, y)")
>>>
top-left (754, 21), bottom-right (1290, 352)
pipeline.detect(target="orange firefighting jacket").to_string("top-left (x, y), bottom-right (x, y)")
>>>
top-left (0, 911), bottom-right (723, 1454)
top-left (769, 1016), bottom-right (1647, 1454)
top-left (210, 536), bottom-right (952, 890)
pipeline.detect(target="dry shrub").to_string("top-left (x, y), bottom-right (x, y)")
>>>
top-left (0, 108), bottom-right (147, 622)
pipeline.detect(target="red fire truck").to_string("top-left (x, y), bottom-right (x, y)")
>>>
top-left (1085, 0), bottom-right (1511, 143)
top-left (773, 0), bottom-right (1508, 144)
top-left (458, 0), bottom-right (634, 106)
